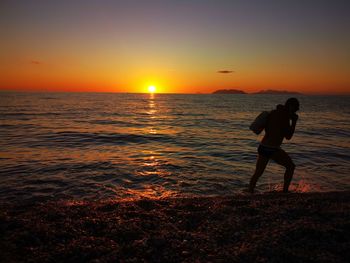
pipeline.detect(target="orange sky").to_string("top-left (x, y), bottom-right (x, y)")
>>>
top-left (1, 1), bottom-right (349, 94)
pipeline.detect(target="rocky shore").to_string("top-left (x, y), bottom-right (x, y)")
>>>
top-left (1, 191), bottom-right (349, 262)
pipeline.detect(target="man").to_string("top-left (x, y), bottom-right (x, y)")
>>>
top-left (249, 98), bottom-right (300, 193)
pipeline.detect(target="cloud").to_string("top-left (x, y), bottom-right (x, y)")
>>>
top-left (30, 60), bottom-right (41, 65)
top-left (217, 70), bottom-right (234, 74)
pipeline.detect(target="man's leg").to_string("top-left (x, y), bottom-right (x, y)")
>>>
top-left (271, 149), bottom-right (295, 192)
top-left (249, 154), bottom-right (269, 193)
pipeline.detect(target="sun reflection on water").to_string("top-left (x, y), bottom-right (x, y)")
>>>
top-left (144, 155), bottom-right (156, 166)
top-left (147, 93), bottom-right (157, 116)
top-left (123, 186), bottom-right (178, 201)
top-left (147, 93), bottom-right (157, 135)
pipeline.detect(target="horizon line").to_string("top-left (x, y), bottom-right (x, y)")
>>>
top-left (1, 89), bottom-right (349, 96)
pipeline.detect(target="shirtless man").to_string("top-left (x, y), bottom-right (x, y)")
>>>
top-left (249, 98), bottom-right (300, 193)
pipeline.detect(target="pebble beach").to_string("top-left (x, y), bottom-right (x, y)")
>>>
top-left (1, 191), bottom-right (349, 262)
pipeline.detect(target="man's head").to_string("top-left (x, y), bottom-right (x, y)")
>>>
top-left (285, 98), bottom-right (300, 113)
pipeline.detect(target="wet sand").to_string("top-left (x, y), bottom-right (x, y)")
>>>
top-left (1, 191), bottom-right (349, 262)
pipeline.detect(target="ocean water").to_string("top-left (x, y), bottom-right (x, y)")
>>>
top-left (0, 92), bottom-right (349, 202)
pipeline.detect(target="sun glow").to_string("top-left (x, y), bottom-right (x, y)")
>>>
top-left (148, 85), bottom-right (156, 93)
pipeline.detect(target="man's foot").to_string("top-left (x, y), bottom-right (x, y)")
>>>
top-left (243, 187), bottom-right (254, 194)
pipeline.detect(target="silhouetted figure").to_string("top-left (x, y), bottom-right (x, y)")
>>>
top-left (249, 98), bottom-right (300, 193)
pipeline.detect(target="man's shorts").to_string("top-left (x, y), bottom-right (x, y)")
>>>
top-left (258, 144), bottom-right (280, 158)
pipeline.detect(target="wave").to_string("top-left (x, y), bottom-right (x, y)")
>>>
top-left (77, 119), bottom-right (138, 126)
top-left (29, 131), bottom-right (175, 148)
top-left (1, 93), bottom-right (349, 202)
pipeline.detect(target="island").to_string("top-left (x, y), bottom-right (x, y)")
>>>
top-left (212, 89), bottom-right (246, 94)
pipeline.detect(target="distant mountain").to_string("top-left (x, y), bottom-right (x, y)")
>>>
top-left (253, 89), bottom-right (302, 95)
top-left (212, 89), bottom-right (246, 94)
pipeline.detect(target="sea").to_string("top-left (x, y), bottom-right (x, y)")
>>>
top-left (0, 92), bottom-right (349, 203)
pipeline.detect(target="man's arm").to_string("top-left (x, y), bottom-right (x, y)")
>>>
top-left (285, 114), bottom-right (298, 140)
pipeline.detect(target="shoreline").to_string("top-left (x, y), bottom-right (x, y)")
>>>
top-left (1, 191), bottom-right (349, 262)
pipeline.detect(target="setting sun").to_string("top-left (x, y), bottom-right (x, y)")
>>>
top-left (148, 85), bottom-right (156, 93)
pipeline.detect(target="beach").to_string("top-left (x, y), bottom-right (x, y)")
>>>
top-left (1, 191), bottom-right (349, 262)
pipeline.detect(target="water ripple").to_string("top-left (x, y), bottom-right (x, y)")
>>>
top-left (0, 93), bottom-right (349, 202)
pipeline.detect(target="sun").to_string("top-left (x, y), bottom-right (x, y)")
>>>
top-left (148, 85), bottom-right (156, 93)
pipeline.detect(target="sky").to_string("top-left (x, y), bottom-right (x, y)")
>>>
top-left (1, 0), bottom-right (349, 94)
